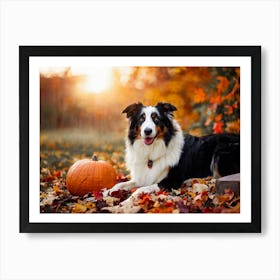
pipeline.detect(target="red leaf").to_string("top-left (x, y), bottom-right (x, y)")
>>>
top-left (156, 190), bottom-right (169, 196)
top-left (92, 191), bottom-right (103, 201)
top-left (45, 175), bottom-right (55, 182)
top-left (213, 121), bottom-right (224, 134)
top-left (52, 170), bottom-right (61, 177)
top-left (116, 173), bottom-right (129, 183)
top-left (110, 190), bottom-right (130, 202)
top-left (164, 201), bottom-right (174, 207)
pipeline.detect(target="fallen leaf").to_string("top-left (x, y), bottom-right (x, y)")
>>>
top-left (72, 203), bottom-right (87, 213)
top-left (192, 183), bottom-right (208, 193)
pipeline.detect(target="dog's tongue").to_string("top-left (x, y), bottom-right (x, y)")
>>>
top-left (144, 137), bottom-right (154, 145)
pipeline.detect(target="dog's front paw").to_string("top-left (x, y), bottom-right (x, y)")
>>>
top-left (108, 183), bottom-right (125, 194)
top-left (107, 180), bottom-right (136, 195)
top-left (130, 184), bottom-right (160, 199)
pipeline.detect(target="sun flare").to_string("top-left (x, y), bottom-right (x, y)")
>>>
top-left (73, 67), bottom-right (113, 94)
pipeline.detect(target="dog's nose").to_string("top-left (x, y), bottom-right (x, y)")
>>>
top-left (144, 128), bottom-right (152, 136)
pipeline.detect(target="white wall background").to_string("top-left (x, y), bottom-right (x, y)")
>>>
top-left (0, 0), bottom-right (279, 279)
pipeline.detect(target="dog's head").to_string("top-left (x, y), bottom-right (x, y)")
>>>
top-left (123, 102), bottom-right (177, 145)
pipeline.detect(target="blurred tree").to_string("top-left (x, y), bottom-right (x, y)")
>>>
top-left (120, 66), bottom-right (240, 135)
top-left (40, 67), bottom-right (240, 136)
top-left (190, 67), bottom-right (240, 135)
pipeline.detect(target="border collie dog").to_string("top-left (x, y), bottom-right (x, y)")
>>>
top-left (109, 102), bottom-right (240, 200)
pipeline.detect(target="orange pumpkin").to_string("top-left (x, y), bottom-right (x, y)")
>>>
top-left (66, 155), bottom-right (116, 196)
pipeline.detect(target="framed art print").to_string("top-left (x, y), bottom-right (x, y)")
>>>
top-left (19, 46), bottom-right (261, 233)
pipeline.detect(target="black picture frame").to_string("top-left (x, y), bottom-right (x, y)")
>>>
top-left (19, 46), bottom-right (261, 233)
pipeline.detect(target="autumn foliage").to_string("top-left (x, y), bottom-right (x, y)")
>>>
top-left (40, 67), bottom-right (240, 136)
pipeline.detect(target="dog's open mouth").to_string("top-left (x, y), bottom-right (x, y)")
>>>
top-left (144, 137), bottom-right (155, 145)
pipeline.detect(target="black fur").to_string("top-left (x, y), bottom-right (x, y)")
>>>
top-left (123, 103), bottom-right (144, 144)
top-left (159, 133), bottom-right (240, 190)
top-left (155, 103), bottom-right (177, 145)
top-left (122, 102), bottom-right (143, 119)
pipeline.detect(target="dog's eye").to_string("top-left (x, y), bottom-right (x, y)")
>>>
top-left (139, 114), bottom-right (145, 123)
top-left (151, 113), bottom-right (159, 124)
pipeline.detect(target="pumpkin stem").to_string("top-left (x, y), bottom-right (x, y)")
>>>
top-left (92, 154), bottom-right (98, 161)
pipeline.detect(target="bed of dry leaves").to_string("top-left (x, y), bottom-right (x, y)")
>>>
top-left (40, 170), bottom-right (240, 214)
top-left (40, 132), bottom-right (240, 214)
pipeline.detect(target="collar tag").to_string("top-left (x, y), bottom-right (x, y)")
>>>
top-left (147, 160), bottom-right (153, 169)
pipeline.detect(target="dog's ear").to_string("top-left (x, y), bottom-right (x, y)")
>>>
top-left (156, 102), bottom-right (177, 117)
top-left (122, 102), bottom-right (143, 118)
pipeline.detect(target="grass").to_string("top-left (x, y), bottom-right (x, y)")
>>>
top-left (40, 128), bottom-right (127, 175)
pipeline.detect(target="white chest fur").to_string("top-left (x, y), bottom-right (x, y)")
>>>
top-left (125, 121), bottom-right (184, 187)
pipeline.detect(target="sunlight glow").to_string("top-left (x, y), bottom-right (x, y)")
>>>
top-left (72, 67), bottom-right (113, 94)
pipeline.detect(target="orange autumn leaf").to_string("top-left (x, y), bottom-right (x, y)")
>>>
top-left (224, 92), bottom-right (234, 101)
top-left (193, 88), bottom-right (207, 103)
top-left (226, 119), bottom-right (240, 133)
top-left (138, 194), bottom-right (152, 205)
top-left (216, 76), bottom-right (230, 94)
top-left (187, 191), bottom-right (197, 199)
top-left (150, 206), bottom-right (174, 213)
top-left (225, 105), bottom-right (234, 115)
top-left (53, 185), bottom-right (64, 194)
top-left (85, 201), bottom-right (95, 209)
top-left (192, 178), bottom-right (207, 184)
top-left (72, 203), bottom-right (87, 213)
top-left (215, 114), bottom-right (223, 122)
top-left (210, 95), bottom-right (222, 104)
